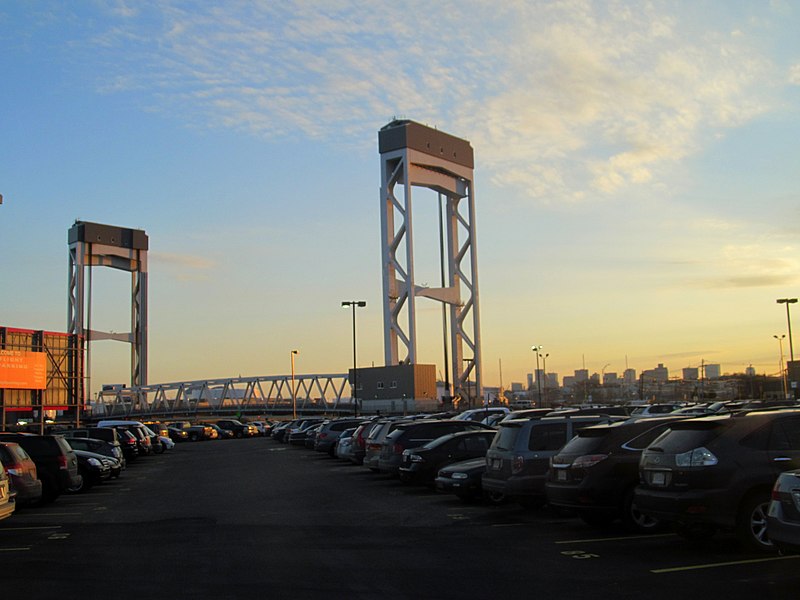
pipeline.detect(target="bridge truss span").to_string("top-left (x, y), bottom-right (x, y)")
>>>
top-left (94, 373), bottom-right (351, 419)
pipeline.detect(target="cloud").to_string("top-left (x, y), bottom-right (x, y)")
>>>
top-left (71, 1), bottom-right (787, 202)
top-left (150, 252), bottom-right (218, 281)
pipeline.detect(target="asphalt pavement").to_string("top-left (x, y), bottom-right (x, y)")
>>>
top-left (2, 437), bottom-right (799, 599)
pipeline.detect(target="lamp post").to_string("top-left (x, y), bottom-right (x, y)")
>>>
top-left (342, 300), bottom-right (366, 417)
top-left (777, 298), bottom-right (797, 362)
top-left (775, 334), bottom-right (788, 399)
top-left (531, 345), bottom-right (542, 406)
top-left (539, 352), bottom-right (549, 407)
top-left (290, 350), bottom-right (299, 419)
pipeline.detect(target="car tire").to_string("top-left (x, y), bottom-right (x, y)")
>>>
top-left (67, 471), bottom-right (89, 494)
top-left (484, 491), bottom-right (507, 506)
top-left (622, 489), bottom-right (663, 533)
top-left (736, 490), bottom-right (775, 553)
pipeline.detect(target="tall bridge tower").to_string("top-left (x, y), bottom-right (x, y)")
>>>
top-left (68, 221), bottom-right (149, 389)
top-left (378, 120), bottom-right (483, 401)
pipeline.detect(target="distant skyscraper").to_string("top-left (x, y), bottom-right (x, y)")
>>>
top-left (746, 365), bottom-right (756, 377)
top-left (683, 367), bottom-right (699, 381)
top-left (642, 363), bottom-right (669, 383)
top-left (623, 368), bottom-right (636, 384)
top-left (575, 369), bottom-right (589, 382)
top-left (704, 364), bottom-right (721, 379)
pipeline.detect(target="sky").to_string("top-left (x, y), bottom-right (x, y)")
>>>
top-left (1, 1), bottom-right (799, 398)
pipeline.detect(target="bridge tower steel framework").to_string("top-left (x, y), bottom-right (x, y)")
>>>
top-left (378, 120), bottom-right (483, 401)
top-left (68, 221), bottom-right (149, 390)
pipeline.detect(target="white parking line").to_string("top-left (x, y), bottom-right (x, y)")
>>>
top-left (0, 547), bottom-right (31, 552)
top-left (10, 512), bottom-right (81, 517)
top-left (651, 554), bottom-right (800, 574)
top-left (555, 533), bottom-right (676, 544)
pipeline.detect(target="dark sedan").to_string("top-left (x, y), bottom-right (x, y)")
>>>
top-left (399, 430), bottom-right (497, 485)
top-left (435, 457), bottom-right (505, 503)
top-left (65, 437), bottom-right (126, 476)
top-left (68, 449), bottom-right (114, 492)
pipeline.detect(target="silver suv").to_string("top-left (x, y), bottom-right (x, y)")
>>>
top-left (482, 414), bottom-right (620, 508)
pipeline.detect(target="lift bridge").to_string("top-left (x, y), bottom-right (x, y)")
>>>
top-left (94, 373), bottom-right (353, 419)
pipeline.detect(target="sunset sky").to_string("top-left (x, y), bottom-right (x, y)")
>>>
top-left (1, 1), bottom-right (799, 396)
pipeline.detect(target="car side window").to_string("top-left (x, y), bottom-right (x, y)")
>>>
top-left (769, 419), bottom-right (800, 451)
top-left (463, 435), bottom-right (491, 453)
top-left (528, 424), bottom-right (568, 451)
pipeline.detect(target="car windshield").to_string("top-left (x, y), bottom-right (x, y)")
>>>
top-left (558, 432), bottom-right (608, 455)
top-left (647, 425), bottom-right (721, 453)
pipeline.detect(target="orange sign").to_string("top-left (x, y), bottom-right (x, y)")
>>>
top-left (0, 350), bottom-right (47, 390)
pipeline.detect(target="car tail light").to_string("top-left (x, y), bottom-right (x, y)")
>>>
top-left (318, 433), bottom-right (328, 440)
top-left (512, 455), bottom-right (524, 474)
top-left (58, 455), bottom-right (69, 470)
top-left (675, 447), bottom-right (718, 467)
top-left (393, 443), bottom-right (404, 455)
top-left (572, 454), bottom-right (608, 469)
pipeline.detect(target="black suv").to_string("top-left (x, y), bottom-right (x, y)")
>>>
top-left (546, 416), bottom-right (685, 531)
top-left (635, 409), bottom-right (800, 552)
top-left (0, 433), bottom-right (81, 503)
top-left (399, 429), bottom-right (497, 485)
top-left (482, 414), bottom-right (620, 508)
top-left (377, 420), bottom-right (494, 475)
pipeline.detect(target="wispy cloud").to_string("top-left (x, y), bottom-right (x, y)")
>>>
top-left (74, 1), bottom-right (789, 202)
top-left (151, 251), bottom-right (216, 282)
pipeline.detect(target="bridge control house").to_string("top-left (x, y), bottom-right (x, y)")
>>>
top-left (352, 364), bottom-right (438, 414)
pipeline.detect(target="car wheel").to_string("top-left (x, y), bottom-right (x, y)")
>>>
top-left (190, 433), bottom-right (199, 442)
top-left (484, 491), bottom-right (507, 506)
top-left (622, 489), bottom-right (663, 533)
top-left (736, 491), bottom-right (775, 553)
top-left (67, 471), bottom-right (88, 494)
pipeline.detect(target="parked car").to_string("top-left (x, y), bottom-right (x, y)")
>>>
top-left (0, 441), bottom-right (42, 505)
top-left (314, 418), bottom-right (365, 456)
top-left (435, 457), bottom-right (505, 504)
top-left (545, 416), bottom-right (685, 531)
top-left (286, 418), bottom-right (325, 446)
top-left (364, 419), bottom-right (411, 471)
top-left (65, 437), bottom-right (126, 474)
top-left (216, 419), bottom-right (259, 438)
top-left (767, 469), bottom-right (800, 554)
top-left (167, 421), bottom-right (217, 441)
top-left (0, 432), bottom-right (81, 503)
top-left (378, 420), bottom-right (494, 475)
top-left (336, 427), bottom-right (358, 461)
top-left (0, 459), bottom-right (14, 522)
top-left (304, 424), bottom-right (323, 449)
top-left (248, 421), bottom-right (272, 437)
top-left (482, 414), bottom-right (620, 508)
top-left (636, 408), bottom-right (800, 552)
top-left (270, 421), bottom-right (293, 443)
top-left (349, 421), bottom-right (378, 465)
top-left (96, 421), bottom-right (154, 455)
top-left (454, 407), bottom-right (510, 422)
top-left (115, 428), bottom-right (141, 460)
top-left (399, 429), bottom-right (497, 485)
top-left (68, 449), bottom-right (114, 492)
top-left (200, 423), bottom-right (234, 440)
top-left (167, 426), bottom-right (190, 443)
top-left (628, 403), bottom-right (683, 417)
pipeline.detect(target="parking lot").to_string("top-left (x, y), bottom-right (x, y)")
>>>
top-left (2, 436), bottom-right (799, 598)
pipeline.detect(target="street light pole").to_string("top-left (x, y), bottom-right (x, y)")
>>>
top-left (775, 334), bottom-right (788, 399)
top-left (539, 352), bottom-right (549, 407)
top-left (342, 301), bottom-right (366, 417)
top-left (531, 345), bottom-right (542, 406)
top-left (777, 298), bottom-right (797, 362)
top-left (291, 349), bottom-right (299, 419)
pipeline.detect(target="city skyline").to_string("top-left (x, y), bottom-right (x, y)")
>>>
top-left (1, 2), bottom-right (799, 396)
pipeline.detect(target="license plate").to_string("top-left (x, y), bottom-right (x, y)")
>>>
top-left (651, 471), bottom-right (666, 486)
top-left (491, 459), bottom-right (502, 470)
top-left (556, 470), bottom-right (567, 481)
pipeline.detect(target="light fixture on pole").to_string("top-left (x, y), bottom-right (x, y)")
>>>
top-left (342, 300), bottom-right (366, 417)
top-left (290, 350), bottom-right (299, 419)
top-left (531, 345), bottom-right (542, 406)
top-left (777, 298), bottom-right (797, 362)
top-left (775, 334), bottom-right (788, 399)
